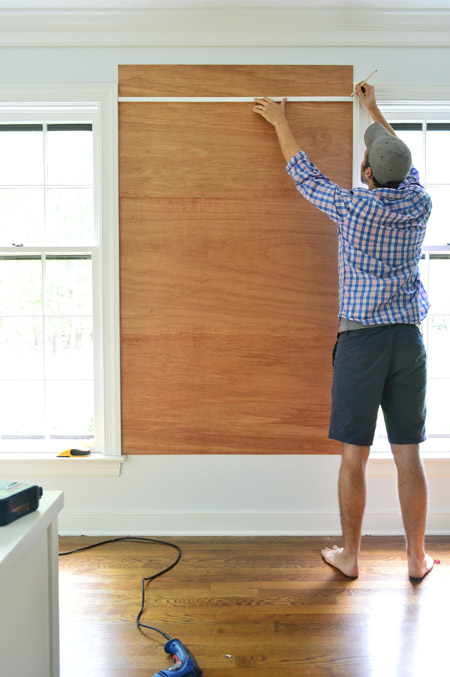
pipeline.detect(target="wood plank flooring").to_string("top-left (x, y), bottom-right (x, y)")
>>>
top-left (58, 536), bottom-right (450, 676)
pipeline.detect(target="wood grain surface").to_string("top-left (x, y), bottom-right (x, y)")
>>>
top-left (119, 102), bottom-right (352, 199)
top-left (118, 64), bottom-right (353, 98)
top-left (120, 331), bottom-right (338, 454)
top-left (59, 535), bottom-right (450, 676)
top-left (119, 197), bottom-right (339, 332)
top-left (119, 66), bottom-right (352, 454)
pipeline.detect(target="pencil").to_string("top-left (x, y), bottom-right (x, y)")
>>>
top-left (350, 69), bottom-right (378, 97)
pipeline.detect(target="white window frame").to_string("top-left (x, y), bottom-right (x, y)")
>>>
top-left (0, 84), bottom-right (123, 477)
top-left (363, 86), bottom-right (450, 478)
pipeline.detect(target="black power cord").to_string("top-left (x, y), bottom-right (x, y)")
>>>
top-left (59, 536), bottom-right (182, 641)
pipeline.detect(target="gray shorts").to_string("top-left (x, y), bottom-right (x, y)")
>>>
top-left (328, 324), bottom-right (427, 446)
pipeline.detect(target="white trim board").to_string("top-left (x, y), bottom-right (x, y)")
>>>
top-left (0, 454), bottom-right (126, 477)
top-left (57, 510), bottom-right (450, 537)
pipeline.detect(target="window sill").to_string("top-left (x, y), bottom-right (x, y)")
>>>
top-left (0, 453), bottom-right (126, 478)
top-left (368, 454), bottom-right (450, 478)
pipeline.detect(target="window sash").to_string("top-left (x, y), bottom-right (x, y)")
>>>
top-left (0, 112), bottom-right (98, 452)
top-left (372, 103), bottom-right (450, 454)
top-left (0, 252), bottom-right (97, 452)
top-left (0, 89), bottom-right (120, 457)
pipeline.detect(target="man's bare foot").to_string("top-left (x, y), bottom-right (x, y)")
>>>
top-left (321, 545), bottom-right (359, 578)
top-left (408, 553), bottom-right (434, 579)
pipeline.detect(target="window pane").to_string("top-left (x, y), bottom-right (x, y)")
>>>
top-left (373, 410), bottom-right (389, 451)
top-left (0, 380), bottom-right (45, 438)
top-left (0, 125), bottom-right (44, 185)
top-left (44, 257), bottom-right (92, 315)
top-left (0, 257), bottom-right (42, 315)
top-left (46, 380), bottom-right (94, 438)
top-left (46, 188), bottom-right (94, 245)
top-left (427, 316), bottom-right (450, 379)
top-left (424, 186), bottom-right (450, 246)
top-left (0, 112), bottom-right (99, 452)
top-left (427, 379), bottom-right (450, 435)
top-left (0, 317), bottom-right (44, 380)
top-left (47, 126), bottom-right (93, 186)
top-left (45, 317), bottom-right (93, 380)
top-left (0, 188), bottom-right (45, 246)
top-left (428, 256), bottom-right (450, 314)
top-left (426, 127), bottom-right (450, 184)
top-left (393, 128), bottom-right (424, 179)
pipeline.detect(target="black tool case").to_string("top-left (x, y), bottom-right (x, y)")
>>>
top-left (0, 481), bottom-right (43, 526)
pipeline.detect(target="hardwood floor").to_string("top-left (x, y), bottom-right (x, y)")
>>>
top-left (58, 536), bottom-right (450, 676)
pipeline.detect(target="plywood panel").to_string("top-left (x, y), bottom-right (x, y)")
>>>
top-left (119, 102), bottom-right (352, 199)
top-left (119, 65), bottom-right (352, 454)
top-left (121, 331), bottom-right (337, 454)
top-left (120, 197), bottom-right (339, 334)
top-left (118, 64), bottom-right (352, 97)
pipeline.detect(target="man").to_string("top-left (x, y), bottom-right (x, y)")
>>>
top-left (254, 83), bottom-right (434, 579)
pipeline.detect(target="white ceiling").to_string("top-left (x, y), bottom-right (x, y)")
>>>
top-left (1, 0), bottom-right (450, 9)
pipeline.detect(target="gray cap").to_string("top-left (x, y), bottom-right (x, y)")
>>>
top-left (364, 122), bottom-right (412, 186)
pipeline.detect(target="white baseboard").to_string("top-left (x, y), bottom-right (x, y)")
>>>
top-left (58, 511), bottom-right (450, 537)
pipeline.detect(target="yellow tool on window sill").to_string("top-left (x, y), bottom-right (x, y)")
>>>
top-left (57, 446), bottom-right (91, 458)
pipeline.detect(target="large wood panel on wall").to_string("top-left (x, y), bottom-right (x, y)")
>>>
top-left (119, 65), bottom-right (353, 454)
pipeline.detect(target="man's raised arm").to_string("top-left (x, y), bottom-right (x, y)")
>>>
top-left (355, 83), bottom-right (397, 137)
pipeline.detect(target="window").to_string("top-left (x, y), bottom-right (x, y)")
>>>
top-left (0, 87), bottom-right (120, 460)
top-left (373, 108), bottom-right (450, 455)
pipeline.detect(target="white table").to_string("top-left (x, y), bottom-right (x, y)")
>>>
top-left (0, 490), bottom-right (64, 677)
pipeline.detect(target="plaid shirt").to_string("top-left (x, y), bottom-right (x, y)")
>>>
top-left (286, 151), bottom-right (432, 325)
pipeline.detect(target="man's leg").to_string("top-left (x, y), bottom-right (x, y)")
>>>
top-left (321, 443), bottom-right (370, 577)
top-left (391, 443), bottom-right (434, 579)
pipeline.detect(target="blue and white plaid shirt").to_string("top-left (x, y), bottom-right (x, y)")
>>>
top-left (286, 151), bottom-right (432, 325)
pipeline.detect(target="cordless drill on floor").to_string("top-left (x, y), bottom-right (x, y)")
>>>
top-left (154, 638), bottom-right (203, 677)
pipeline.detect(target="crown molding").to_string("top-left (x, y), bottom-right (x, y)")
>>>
top-left (1, 7), bottom-right (450, 47)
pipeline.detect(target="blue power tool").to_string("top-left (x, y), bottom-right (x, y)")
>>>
top-left (154, 638), bottom-right (203, 677)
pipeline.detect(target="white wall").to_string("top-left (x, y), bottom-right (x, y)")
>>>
top-left (2, 45), bottom-right (450, 86)
top-left (2, 29), bottom-right (450, 536)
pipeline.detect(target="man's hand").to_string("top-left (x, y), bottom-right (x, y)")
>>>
top-left (354, 83), bottom-right (377, 114)
top-left (355, 83), bottom-right (397, 137)
top-left (252, 96), bottom-right (301, 163)
top-left (253, 97), bottom-right (287, 127)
